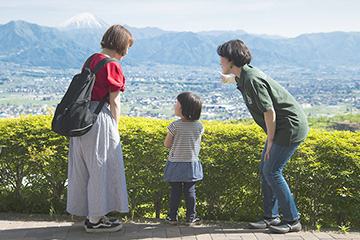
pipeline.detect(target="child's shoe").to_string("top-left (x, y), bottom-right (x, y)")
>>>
top-left (185, 217), bottom-right (202, 226)
top-left (165, 216), bottom-right (178, 225)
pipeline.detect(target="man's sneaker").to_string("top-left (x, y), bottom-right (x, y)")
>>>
top-left (165, 216), bottom-right (178, 225)
top-left (248, 217), bottom-right (281, 229)
top-left (185, 217), bottom-right (202, 226)
top-left (85, 217), bottom-right (123, 233)
top-left (84, 216), bottom-right (119, 230)
top-left (269, 220), bottom-right (302, 233)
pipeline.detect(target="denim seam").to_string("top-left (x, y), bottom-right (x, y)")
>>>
top-left (266, 145), bottom-right (297, 221)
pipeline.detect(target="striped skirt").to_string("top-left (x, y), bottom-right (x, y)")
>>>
top-left (66, 101), bottom-right (129, 217)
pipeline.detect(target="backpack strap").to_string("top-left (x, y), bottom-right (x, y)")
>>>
top-left (90, 56), bottom-right (117, 115)
top-left (92, 57), bottom-right (116, 74)
top-left (94, 92), bottom-right (110, 115)
top-left (84, 54), bottom-right (96, 69)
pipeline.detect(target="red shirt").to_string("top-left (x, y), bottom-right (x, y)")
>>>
top-left (83, 53), bottom-right (125, 103)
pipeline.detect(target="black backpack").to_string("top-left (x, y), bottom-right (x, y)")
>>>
top-left (51, 54), bottom-right (116, 137)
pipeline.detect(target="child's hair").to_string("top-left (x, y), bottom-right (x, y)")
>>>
top-left (177, 92), bottom-right (202, 121)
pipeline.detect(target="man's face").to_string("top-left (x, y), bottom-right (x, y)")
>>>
top-left (220, 56), bottom-right (232, 74)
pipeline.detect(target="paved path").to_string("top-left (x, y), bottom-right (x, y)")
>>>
top-left (1, 218), bottom-right (360, 240)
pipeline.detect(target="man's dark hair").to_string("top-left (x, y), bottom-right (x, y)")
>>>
top-left (217, 39), bottom-right (252, 67)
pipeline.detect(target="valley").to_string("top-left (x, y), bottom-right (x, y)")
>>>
top-left (0, 63), bottom-right (359, 121)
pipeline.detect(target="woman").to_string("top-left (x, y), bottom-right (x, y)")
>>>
top-left (217, 39), bottom-right (309, 234)
top-left (66, 25), bottom-right (134, 233)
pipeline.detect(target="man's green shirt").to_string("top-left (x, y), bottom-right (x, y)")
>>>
top-left (235, 65), bottom-right (309, 146)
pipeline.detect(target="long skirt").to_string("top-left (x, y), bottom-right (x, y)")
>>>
top-left (66, 102), bottom-right (129, 217)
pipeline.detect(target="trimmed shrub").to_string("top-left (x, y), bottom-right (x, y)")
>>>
top-left (0, 115), bottom-right (68, 213)
top-left (0, 115), bottom-right (359, 227)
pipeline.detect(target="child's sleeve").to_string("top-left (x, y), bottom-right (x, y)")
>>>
top-left (167, 122), bottom-right (176, 136)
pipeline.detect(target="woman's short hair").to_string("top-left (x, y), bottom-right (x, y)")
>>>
top-left (177, 92), bottom-right (202, 121)
top-left (217, 39), bottom-right (252, 67)
top-left (101, 24), bottom-right (134, 57)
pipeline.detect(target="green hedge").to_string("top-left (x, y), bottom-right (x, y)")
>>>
top-left (0, 115), bottom-right (359, 228)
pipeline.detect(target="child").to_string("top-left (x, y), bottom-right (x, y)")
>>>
top-left (163, 92), bottom-right (204, 226)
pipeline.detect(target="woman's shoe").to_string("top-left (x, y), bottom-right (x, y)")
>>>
top-left (84, 216), bottom-right (119, 230)
top-left (85, 217), bottom-right (123, 233)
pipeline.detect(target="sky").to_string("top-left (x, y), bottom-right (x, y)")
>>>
top-left (0, 0), bottom-right (359, 38)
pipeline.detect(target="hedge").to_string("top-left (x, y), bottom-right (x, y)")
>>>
top-left (0, 115), bottom-right (359, 228)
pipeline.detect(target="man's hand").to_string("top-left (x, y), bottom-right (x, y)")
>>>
top-left (263, 109), bottom-right (276, 162)
top-left (264, 141), bottom-right (273, 161)
top-left (218, 71), bottom-right (236, 84)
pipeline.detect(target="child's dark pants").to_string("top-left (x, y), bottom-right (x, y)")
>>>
top-left (168, 182), bottom-right (196, 220)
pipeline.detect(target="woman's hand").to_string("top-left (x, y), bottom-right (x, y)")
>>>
top-left (218, 71), bottom-right (236, 84)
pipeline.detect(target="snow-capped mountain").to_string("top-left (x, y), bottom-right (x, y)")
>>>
top-left (58, 12), bottom-right (109, 30)
top-left (57, 13), bottom-right (110, 53)
top-left (1, 17), bottom-right (360, 69)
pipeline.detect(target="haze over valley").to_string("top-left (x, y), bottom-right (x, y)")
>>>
top-left (0, 13), bottom-right (359, 121)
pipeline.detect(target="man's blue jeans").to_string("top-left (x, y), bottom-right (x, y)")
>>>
top-left (260, 141), bottom-right (302, 222)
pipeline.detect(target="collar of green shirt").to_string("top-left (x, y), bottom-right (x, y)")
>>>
top-left (235, 64), bottom-right (251, 88)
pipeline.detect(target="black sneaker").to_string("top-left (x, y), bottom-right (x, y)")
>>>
top-left (85, 217), bottom-right (123, 233)
top-left (248, 217), bottom-right (281, 229)
top-left (185, 217), bottom-right (202, 226)
top-left (269, 220), bottom-right (302, 233)
top-left (84, 216), bottom-right (120, 227)
top-left (84, 216), bottom-right (119, 229)
top-left (165, 216), bottom-right (178, 225)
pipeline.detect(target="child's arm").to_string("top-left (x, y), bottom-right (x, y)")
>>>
top-left (164, 131), bottom-right (173, 148)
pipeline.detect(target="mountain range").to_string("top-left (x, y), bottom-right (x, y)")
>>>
top-left (1, 13), bottom-right (360, 69)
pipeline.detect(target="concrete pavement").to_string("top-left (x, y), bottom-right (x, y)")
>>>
top-left (1, 217), bottom-right (360, 240)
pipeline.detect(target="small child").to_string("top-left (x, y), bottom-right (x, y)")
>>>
top-left (163, 92), bottom-right (204, 226)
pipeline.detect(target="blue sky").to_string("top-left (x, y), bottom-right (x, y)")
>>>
top-left (1, 0), bottom-right (359, 37)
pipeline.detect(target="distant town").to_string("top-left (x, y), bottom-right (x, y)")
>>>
top-left (0, 62), bottom-right (359, 122)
